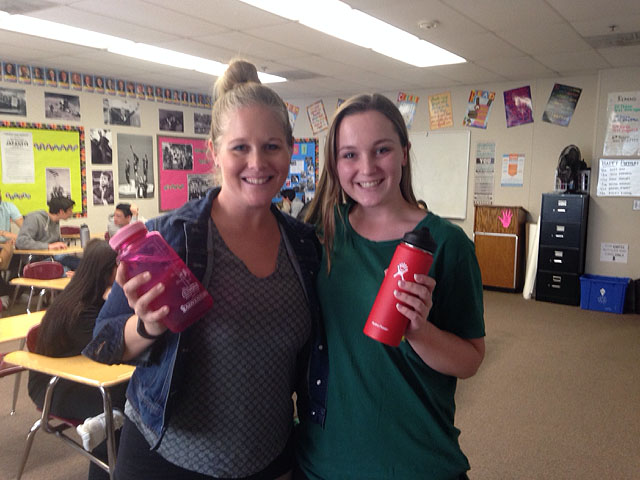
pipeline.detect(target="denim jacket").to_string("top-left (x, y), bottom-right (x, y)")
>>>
top-left (83, 188), bottom-right (328, 448)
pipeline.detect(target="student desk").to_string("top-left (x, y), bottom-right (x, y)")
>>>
top-left (61, 232), bottom-right (106, 245)
top-left (0, 311), bottom-right (45, 344)
top-left (4, 351), bottom-right (134, 479)
top-left (14, 245), bottom-right (84, 257)
top-left (10, 276), bottom-right (71, 312)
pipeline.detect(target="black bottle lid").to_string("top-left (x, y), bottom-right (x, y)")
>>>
top-left (402, 227), bottom-right (437, 254)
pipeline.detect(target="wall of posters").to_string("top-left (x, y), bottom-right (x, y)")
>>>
top-left (0, 122), bottom-right (86, 216)
top-left (158, 136), bottom-right (212, 211)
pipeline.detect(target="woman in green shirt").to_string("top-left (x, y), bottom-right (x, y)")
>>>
top-left (296, 94), bottom-right (486, 480)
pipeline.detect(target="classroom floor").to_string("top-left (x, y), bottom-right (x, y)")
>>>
top-left (1, 290), bottom-right (639, 479)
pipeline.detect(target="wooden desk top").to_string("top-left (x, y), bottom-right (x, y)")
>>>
top-left (0, 311), bottom-right (45, 344)
top-left (4, 351), bottom-right (134, 387)
top-left (11, 276), bottom-right (71, 290)
top-left (15, 245), bottom-right (84, 256)
top-left (61, 233), bottom-right (106, 239)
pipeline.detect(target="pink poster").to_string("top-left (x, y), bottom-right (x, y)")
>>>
top-left (157, 136), bottom-right (213, 211)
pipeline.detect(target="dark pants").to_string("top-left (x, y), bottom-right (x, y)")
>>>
top-left (115, 417), bottom-right (293, 480)
top-left (53, 253), bottom-right (82, 271)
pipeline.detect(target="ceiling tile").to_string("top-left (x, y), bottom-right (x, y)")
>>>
top-left (547, 0), bottom-right (640, 21)
top-left (534, 50), bottom-right (612, 73)
top-left (196, 31), bottom-right (308, 61)
top-left (498, 24), bottom-right (592, 55)
top-left (478, 56), bottom-right (556, 80)
top-left (570, 15), bottom-right (640, 37)
top-left (597, 45), bottom-right (640, 67)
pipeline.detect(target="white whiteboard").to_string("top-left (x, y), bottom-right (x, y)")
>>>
top-left (597, 158), bottom-right (640, 196)
top-left (409, 130), bottom-right (470, 219)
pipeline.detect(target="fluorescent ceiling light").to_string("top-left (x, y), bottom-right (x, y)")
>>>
top-left (237, 0), bottom-right (465, 67)
top-left (0, 10), bottom-right (286, 83)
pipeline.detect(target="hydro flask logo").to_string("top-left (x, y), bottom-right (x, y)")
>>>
top-left (393, 262), bottom-right (408, 281)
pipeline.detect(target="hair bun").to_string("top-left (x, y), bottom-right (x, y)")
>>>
top-left (214, 60), bottom-right (261, 101)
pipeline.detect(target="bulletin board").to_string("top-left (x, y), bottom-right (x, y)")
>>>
top-left (157, 135), bottom-right (212, 211)
top-left (0, 121), bottom-right (86, 216)
top-left (276, 137), bottom-right (318, 203)
top-left (409, 130), bottom-right (470, 219)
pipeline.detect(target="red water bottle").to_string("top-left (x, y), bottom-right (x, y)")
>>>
top-left (109, 221), bottom-right (213, 333)
top-left (363, 227), bottom-right (437, 346)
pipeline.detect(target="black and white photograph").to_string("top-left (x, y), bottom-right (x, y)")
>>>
top-left (117, 133), bottom-right (154, 199)
top-left (194, 112), bottom-right (211, 134)
top-left (0, 87), bottom-right (27, 116)
top-left (159, 109), bottom-right (184, 132)
top-left (44, 92), bottom-right (81, 120)
top-left (188, 174), bottom-right (214, 201)
top-left (89, 128), bottom-right (113, 165)
top-left (161, 142), bottom-right (193, 170)
top-left (103, 97), bottom-right (141, 127)
top-left (92, 170), bottom-right (114, 205)
top-left (45, 168), bottom-right (72, 203)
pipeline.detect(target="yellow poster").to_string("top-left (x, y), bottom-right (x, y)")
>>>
top-left (428, 92), bottom-right (453, 130)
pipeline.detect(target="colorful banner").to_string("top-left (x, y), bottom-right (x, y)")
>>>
top-left (282, 138), bottom-right (318, 204)
top-left (501, 153), bottom-right (525, 187)
top-left (542, 83), bottom-right (582, 127)
top-left (463, 90), bottom-right (495, 129)
top-left (427, 92), bottom-right (453, 130)
top-left (504, 86), bottom-right (533, 128)
top-left (158, 136), bottom-right (212, 211)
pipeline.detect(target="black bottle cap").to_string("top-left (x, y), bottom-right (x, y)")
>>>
top-left (402, 227), bottom-right (437, 254)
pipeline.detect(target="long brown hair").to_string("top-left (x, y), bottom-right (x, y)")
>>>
top-left (304, 93), bottom-right (418, 271)
top-left (36, 239), bottom-right (116, 356)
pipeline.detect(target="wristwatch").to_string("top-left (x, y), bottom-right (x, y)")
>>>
top-left (136, 317), bottom-right (164, 340)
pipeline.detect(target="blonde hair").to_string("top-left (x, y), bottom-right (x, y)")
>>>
top-left (304, 93), bottom-right (418, 271)
top-left (210, 60), bottom-right (293, 152)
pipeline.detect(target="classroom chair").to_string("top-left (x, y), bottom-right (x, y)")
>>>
top-left (21, 260), bottom-right (64, 313)
top-left (6, 329), bottom-right (133, 480)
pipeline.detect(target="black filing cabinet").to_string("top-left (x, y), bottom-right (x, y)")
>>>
top-left (536, 193), bottom-right (589, 305)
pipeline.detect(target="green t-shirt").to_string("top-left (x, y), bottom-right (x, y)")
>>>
top-left (296, 207), bottom-right (485, 480)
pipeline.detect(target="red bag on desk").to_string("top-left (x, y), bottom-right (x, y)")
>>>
top-left (22, 261), bottom-right (64, 280)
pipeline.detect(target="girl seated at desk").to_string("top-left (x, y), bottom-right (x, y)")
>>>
top-left (28, 239), bottom-right (127, 480)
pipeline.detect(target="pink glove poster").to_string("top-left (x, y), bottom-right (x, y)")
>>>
top-left (158, 135), bottom-right (212, 211)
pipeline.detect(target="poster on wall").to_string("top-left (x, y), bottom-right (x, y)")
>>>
top-left (44, 92), bottom-right (81, 120)
top-left (0, 87), bottom-right (27, 116)
top-left (285, 101), bottom-right (300, 130)
top-left (427, 92), bottom-right (453, 130)
top-left (92, 170), bottom-right (114, 206)
top-left (397, 92), bottom-right (420, 130)
top-left (501, 153), bottom-right (525, 186)
top-left (0, 122), bottom-right (86, 216)
top-left (103, 97), bottom-right (141, 127)
top-left (158, 136), bottom-right (212, 211)
top-left (89, 128), bottom-right (112, 165)
top-left (194, 112), bottom-right (211, 135)
top-left (503, 86), bottom-right (533, 128)
top-left (45, 167), bottom-right (72, 203)
top-left (603, 91), bottom-right (640, 156)
top-left (116, 134), bottom-right (154, 199)
top-left (474, 141), bottom-right (495, 205)
top-left (542, 83), bottom-right (582, 127)
top-left (463, 90), bottom-right (495, 129)
top-left (307, 100), bottom-right (329, 134)
top-left (159, 109), bottom-right (184, 132)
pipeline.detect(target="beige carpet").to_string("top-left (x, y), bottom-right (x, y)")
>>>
top-left (1, 290), bottom-right (639, 479)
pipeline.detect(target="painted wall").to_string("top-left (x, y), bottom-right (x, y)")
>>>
top-left (1, 66), bottom-right (638, 278)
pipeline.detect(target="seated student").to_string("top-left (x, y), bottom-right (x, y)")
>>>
top-left (16, 197), bottom-right (80, 271)
top-left (106, 202), bottom-right (144, 239)
top-left (28, 239), bottom-right (127, 480)
top-left (0, 191), bottom-right (24, 276)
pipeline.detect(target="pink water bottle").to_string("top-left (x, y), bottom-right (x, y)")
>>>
top-left (363, 227), bottom-right (437, 347)
top-left (109, 221), bottom-right (213, 333)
